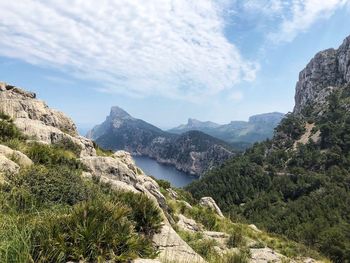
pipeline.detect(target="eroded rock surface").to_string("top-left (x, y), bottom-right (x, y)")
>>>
top-left (199, 196), bottom-right (224, 217)
top-left (0, 82), bottom-right (77, 135)
top-left (294, 36), bottom-right (350, 114)
top-left (0, 144), bottom-right (32, 167)
top-left (152, 224), bottom-right (206, 263)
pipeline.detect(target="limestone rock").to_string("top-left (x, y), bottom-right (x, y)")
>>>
top-left (0, 83), bottom-right (77, 135)
top-left (152, 224), bottom-right (206, 263)
top-left (80, 155), bottom-right (166, 208)
top-left (0, 144), bottom-right (32, 167)
top-left (177, 214), bottom-right (201, 232)
top-left (199, 197), bottom-right (224, 217)
top-left (0, 154), bottom-right (19, 175)
top-left (249, 247), bottom-right (286, 263)
top-left (294, 36), bottom-right (350, 114)
top-left (167, 188), bottom-right (178, 199)
top-left (14, 118), bottom-right (96, 157)
top-left (248, 224), bottom-right (262, 233)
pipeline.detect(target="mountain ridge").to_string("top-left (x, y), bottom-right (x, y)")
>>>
top-left (87, 107), bottom-right (235, 176)
top-left (169, 112), bottom-right (284, 146)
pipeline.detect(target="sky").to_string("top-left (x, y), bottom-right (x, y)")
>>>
top-left (0, 0), bottom-right (350, 133)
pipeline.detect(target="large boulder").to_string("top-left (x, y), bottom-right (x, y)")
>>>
top-left (0, 154), bottom-right (19, 175)
top-left (0, 144), bottom-right (32, 167)
top-left (177, 214), bottom-right (201, 232)
top-left (152, 224), bottom-right (206, 263)
top-left (199, 197), bottom-right (224, 217)
top-left (13, 118), bottom-right (96, 157)
top-left (249, 247), bottom-right (286, 263)
top-left (80, 152), bottom-right (166, 208)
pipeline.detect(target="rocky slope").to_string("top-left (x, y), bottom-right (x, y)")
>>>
top-left (87, 107), bottom-right (235, 176)
top-left (187, 35), bottom-right (350, 262)
top-left (169, 112), bottom-right (284, 148)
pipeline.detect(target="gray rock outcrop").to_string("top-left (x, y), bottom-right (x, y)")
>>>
top-left (152, 224), bottom-right (206, 263)
top-left (0, 154), bottom-right (19, 175)
top-left (199, 196), bottom-right (224, 217)
top-left (294, 36), bottom-right (350, 114)
top-left (0, 83), bottom-right (96, 157)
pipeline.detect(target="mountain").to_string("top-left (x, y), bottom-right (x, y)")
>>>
top-left (186, 35), bottom-right (350, 262)
top-left (0, 82), bottom-right (324, 263)
top-left (87, 107), bottom-right (235, 176)
top-left (168, 112), bottom-right (284, 147)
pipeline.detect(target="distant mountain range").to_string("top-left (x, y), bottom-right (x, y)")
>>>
top-left (87, 107), bottom-right (235, 176)
top-left (168, 112), bottom-right (285, 147)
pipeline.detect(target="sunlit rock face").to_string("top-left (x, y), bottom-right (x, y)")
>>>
top-left (294, 36), bottom-right (350, 115)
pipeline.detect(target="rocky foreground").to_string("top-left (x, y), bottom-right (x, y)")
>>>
top-left (0, 82), bottom-right (324, 262)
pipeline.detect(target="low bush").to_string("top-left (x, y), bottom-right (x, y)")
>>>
top-left (30, 198), bottom-right (156, 262)
top-left (0, 115), bottom-right (23, 142)
top-left (4, 165), bottom-right (90, 210)
top-left (186, 206), bottom-right (219, 231)
top-left (25, 142), bottom-right (82, 169)
top-left (227, 227), bottom-right (245, 248)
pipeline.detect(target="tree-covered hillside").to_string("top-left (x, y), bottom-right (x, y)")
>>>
top-left (187, 87), bottom-right (350, 262)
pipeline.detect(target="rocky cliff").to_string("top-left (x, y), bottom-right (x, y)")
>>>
top-left (294, 35), bottom-right (350, 114)
top-left (88, 107), bottom-right (235, 176)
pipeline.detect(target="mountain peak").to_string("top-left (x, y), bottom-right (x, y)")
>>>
top-left (108, 106), bottom-right (133, 120)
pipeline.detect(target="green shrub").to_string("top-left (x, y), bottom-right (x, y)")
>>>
top-left (0, 116), bottom-right (23, 142)
top-left (187, 206), bottom-right (219, 231)
top-left (1, 165), bottom-right (90, 213)
top-left (153, 178), bottom-right (171, 189)
top-left (54, 137), bottom-right (82, 156)
top-left (0, 215), bottom-right (33, 263)
top-left (222, 251), bottom-right (249, 263)
top-left (30, 198), bottom-right (156, 262)
top-left (191, 238), bottom-right (218, 260)
top-left (25, 142), bottom-right (82, 169)
top-left (109, 191), bottom-right (163, 236)
top-left (227, 227), bottom-right (245, 248)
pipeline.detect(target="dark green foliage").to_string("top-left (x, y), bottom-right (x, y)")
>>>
top-left (186, 206), bottom-right (219, 231)
top-left (54, 137), bottom-right (82, 156)
top-left (227, 227), bottom-right (245, 248)
top-left (0, 113), bottom-right (23, 142)
top-left (152, 177), bottom-right (171, 189)
top-left (187, 89), bottom-right (350, 262)
top-left (25, 142), bottom-right (82, 169)
top-left (275, 113), bottom-right (306, 140)
top-left (3, 166), bottom-right (90, 210)
top-left (111, 191), bottom-right (163, 236)
top-left (30, 198), bottom-right (155, 262)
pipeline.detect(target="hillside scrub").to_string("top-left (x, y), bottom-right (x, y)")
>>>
top-left (0, 121), bottom-right (163, 262)
top-left (187, 90), bottom-right (350, 262)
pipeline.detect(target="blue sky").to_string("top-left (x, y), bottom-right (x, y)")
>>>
top-left (0, 0), bottom-right (349, 133)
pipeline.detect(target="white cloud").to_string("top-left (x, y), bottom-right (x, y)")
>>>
top-left (269, 0), bottom-right (350, 43)
top-left (228, 90), bottom-right (243, 101)
top-left (0, 0), bottom-right (257, 100)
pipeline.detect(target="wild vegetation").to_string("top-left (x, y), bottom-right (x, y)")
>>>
top-left (0, 114), bottom-right (162, 263)
top-left (187, 88), bottom-right (350, 262)
top-left (155, 179), bottom-right (325, 263)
